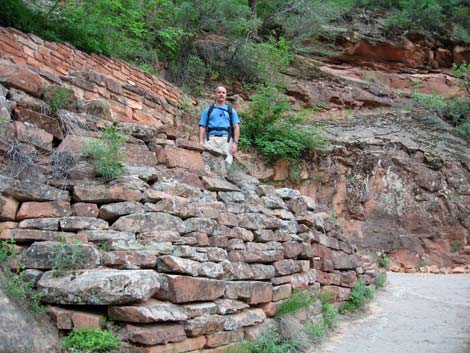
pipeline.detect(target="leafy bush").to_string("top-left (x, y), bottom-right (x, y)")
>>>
top-left (415, 259), bottom-right (428, 270)
top-left (375, 273), bottom-right (387, 288)
top-left (82, 124), bottom-right (127, 181)
top-left (2, 267), bottom-right (46, 313)
top-left (0, 239), bottom-right (16, 262)
top-left (305, 321), bottom-right (327, 344)
top-left (412, 92), bottom-right (470, 137)
top-left (341, 279), bottom-right (374, 313)
top-left (379, 254), bottom-right (390, 268)
top-left (228, 329), bottom-right (302, 353)
top-left (450, 242), bottom-right (461, 253)
top-left (52, 240), bottom-right (86, 272)
top-left (47, 86), bottom-right (75, 115)
top-left (60, 327), bottom-right (120, 353)
top-left (275, 290), bottom-right (314, 317)
top-left (452, 62), bottom-right (470, 97)
top-left (322, 301), bottom-right (339, 329)
top-left (240, 86), bottom-right (327, 164)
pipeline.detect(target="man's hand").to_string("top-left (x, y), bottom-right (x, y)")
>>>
top-left (230, 142), bottom-right (238, 155)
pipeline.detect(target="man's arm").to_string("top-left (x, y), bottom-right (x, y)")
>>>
top-left (199, 125), bottom-right (206, 145)
top-left (230, 123), bottom-right (240, 154)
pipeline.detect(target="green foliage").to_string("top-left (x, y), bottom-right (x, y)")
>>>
top-left (322, 301), bottom-right (339, 329)
top-left (341, 279), bottom-right (375, 313)
top-left (415, 259), bottom-right (428, 269)
top-left (60, 327), bottom-right (120, 353)
top-left (275, 290), bottom-right (314, 317)
top-left (240, 86), bottom-right (327, 164)
top-left (375, 273), bottom-right (387, 288)
top-left (304, 321), bottom-right (327, 344)
top-left (0, 239), bottom-right (17, 262)
top-left (354, 0), bottom-right (470, 41)
top-left (412, 92), bottom-right (470, 137)
top-left (52, 239), bottom-right (86, 272)
top-left (227, 329), bottom-right (302, 353)
top-left (82, 123), bottom-right (127, 181)
top-left (1, 266), bottom-right (46, 313)
top-left (452, 62), bottom-right (470, 97)
top-left (450, 242), bottom-right (461, 253)
top-left (48, 86), bottom-right (74, 115)
top-left (379, 254), bottom-right (390, 268)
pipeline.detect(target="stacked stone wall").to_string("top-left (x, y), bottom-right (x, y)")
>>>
top-left (0, 27), bottom-right (372, 352)
top-left (0, 27), bottom-right (182, 128)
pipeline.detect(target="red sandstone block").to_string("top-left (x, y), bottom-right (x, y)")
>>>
top-left (16, 201), bottom-right (72, 220)
top-left (72, 203), bottom-right (99, 217)
top-left (11, 56), bottom-right (28, 65)
top-left (0, 195), bottom-right (19, 221)
top-left (15, 121), bottom-right (53, 152)
top-left (205, 330), bottom-right (244, 348)
top-left (22, 45), bottom-right (34, 57)
top-left (0, 41), bottom-right (21, 55)
top-left (123, 336), bottom-right (206, 353)
top-left (164, 146), bottom-right (204, 171)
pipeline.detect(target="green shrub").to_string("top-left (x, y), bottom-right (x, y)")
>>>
top-left (0, 239), bottom-right (16, 262)
top-left (375, 273), bottom-right (387, 288)
top-left (60, 327), bottom-right (120, 353)
top-left (412, 92), bottom-right (470, 137)
top-left (47, 86), bottom-right (75, 115)
top-left (52, 240), bottom-right (86, 272)
top-left (450, 242), bottom-right (461, 253)
top-left (379, 254), bottom-right (390, 268)
top-left (240, 86), bottom-right (327, 164)
top-left (275, 290), bottom-right (314, 317)
top-left (452, 62), bottom-right (470, 97)
top-left (415, 259), bottom-right (428, 270)
top-left (322, 301), bottom-right (339, 329)
top-left (227, 329), bottom-right (301, 353)
top-left (305, 321), bottom-right (327, 344)
top-left (82, 123), bottom-right (127, 181)
top-left (2, 266), bottom-right (46, 313)
top-left (341, 279), bottom-right (374, 313)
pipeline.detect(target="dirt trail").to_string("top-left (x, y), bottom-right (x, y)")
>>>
top-left (309, 272), bottom-right (470, 353)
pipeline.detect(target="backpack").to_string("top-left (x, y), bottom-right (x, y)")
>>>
top-left (205, 104), bottom-right (233, 142)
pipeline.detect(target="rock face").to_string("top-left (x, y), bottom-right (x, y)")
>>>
top-left (0, 280), bottom-right (60, 353)
top-left (240, 101), bottom-right (470, 270)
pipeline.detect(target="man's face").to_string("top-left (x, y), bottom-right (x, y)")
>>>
top-left (215, 87), bottom-right (227, 102)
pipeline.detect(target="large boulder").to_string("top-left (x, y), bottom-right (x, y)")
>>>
top-left (38, 269), bottom-right (161, 305)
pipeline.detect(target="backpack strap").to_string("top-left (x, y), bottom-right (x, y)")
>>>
top-left (205, 104), bottom-right (215, 141)
top-left (205, 104), bottom-right (233, 142)
top-left (227, 105), bottom-right (233, 142)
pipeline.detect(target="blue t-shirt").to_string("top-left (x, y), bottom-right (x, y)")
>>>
top-left (199, 104), bottom-right (240, 136)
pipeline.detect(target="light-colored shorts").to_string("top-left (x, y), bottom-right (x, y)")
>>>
top-left (204, 135), bottom-right (234, 164)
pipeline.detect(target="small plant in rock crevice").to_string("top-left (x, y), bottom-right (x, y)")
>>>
top-left (275, 290), bottom-right (315, 317)
top-left (340, 279), bottom-right (375, 313)
top-left (227, 328), bottom-right (302, 353)
top-left (52, 238), bottom-right (87, 273)
top-left (0, 240), bottom-right (46, 313)
top-left (450, 242), bottom-right (461, 253)
top-left (379, 254), bottom-right (390, 268)
top-left (82, 123), bottom-right (127, 181)
top-left (375, 273), bottom-right (387, 289)
top-left (415, 259), bottom-right (428, 270)
top-left (60, 327), bottom-right (120, 353)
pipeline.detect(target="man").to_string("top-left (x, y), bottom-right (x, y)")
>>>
top-left (199, 86), bottom-right (240, 165)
